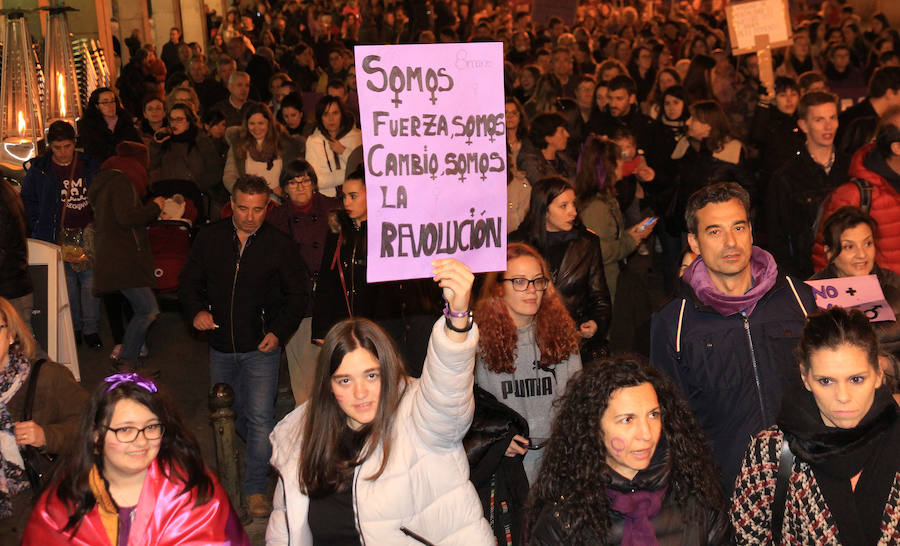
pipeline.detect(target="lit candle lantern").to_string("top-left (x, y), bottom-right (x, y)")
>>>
top-left (0, 10), bottom-right (43, 166)
top-left (42, 6), bottom-right (82, 128)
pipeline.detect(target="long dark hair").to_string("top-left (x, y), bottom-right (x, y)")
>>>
top-left (689, 100), bottom-right (732, 153)
top-left (85, 87), bottom-right (128, 120)
top-left (50, 380), bottom-right (213, 534)
top-left (0, 180), bottom-right (27, 247)
top-left (646, 67), bottom-right (682, 110)
top-left (683, 54), bottom-right (716, 105)
top-left (515, 176), bottom-right (576, 253)
top-left (298, 318), bottom-right (409, 497)
top-left (527, 357), bottom-right (724, 543)
top-left (314, 95), bottom-right (354, 140)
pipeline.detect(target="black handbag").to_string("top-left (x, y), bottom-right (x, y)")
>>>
top-left (20, 359), bottom-right (57, 493)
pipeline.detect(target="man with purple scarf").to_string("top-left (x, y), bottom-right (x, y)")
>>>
top-left (650, 182), bottom-right (816, 489)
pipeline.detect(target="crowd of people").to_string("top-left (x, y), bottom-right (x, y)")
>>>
top-left (1, 0), bottom-right (900, 543)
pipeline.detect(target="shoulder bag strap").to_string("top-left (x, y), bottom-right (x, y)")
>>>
top-left (56, 153), bottom-right (79, 241)
top-left (771, 437), bottom-right (795, 543)
top-left (23, 359), bottom-right (47, 422)
top-left (330, 233), bottom-right (352, 317)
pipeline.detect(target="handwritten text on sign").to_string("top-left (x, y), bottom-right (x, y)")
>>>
top-left (355, 43), bottom-right (507, 282)
top-left (727, 0), bottom-right (791, 52)
top-left (804, 275), bottom-right (896, 322)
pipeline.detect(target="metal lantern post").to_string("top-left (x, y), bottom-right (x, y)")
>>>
top-left (42, 6), bottom-right (81, 129)
top-left (0, 10), bottom-right (44, 166)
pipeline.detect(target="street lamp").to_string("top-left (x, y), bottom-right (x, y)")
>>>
top-left (42, 6), bottom-right (81, 129)
top-left (0, 10), bottom-right (44, 166)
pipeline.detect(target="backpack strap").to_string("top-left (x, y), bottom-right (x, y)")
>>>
top-left (852, 177), bottom-right (873, 214)
top-left (785, 277), bottom-right (808, 318)
top-left (771, 436), bottom-right (795, 543)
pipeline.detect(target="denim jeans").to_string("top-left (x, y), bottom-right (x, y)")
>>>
top-left (118, 287), bottom-right (159, 362)
top-left (64, 264), bottom-right (100, 334)
top-left (209, 346), bottom-right (281, 496)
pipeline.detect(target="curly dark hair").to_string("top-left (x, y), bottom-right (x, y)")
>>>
top-left (526, 357), bottom-right (724, 544)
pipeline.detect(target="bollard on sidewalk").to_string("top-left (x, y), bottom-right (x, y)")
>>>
top-left (209, 383), bottom-right (248, 522)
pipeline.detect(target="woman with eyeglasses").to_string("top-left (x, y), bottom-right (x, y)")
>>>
top-left (472, 242), bottom-right (581, 481)
top-left (77, 88), bottom-right (142, 163)
top-left (464, 243), bottom-right (581, 544)
top-left (267, 160), bottom-right (339, 405)
top-left (148, 103), bottom-right (224, 201)
top-left (509, 176), bottom-right (611, 361)
top-left (23, 373), bottom-right (249, 544)
top-left (0, 298), bottom-right (87, 535)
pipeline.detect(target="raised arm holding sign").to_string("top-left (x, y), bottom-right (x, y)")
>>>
top-left (354, 42), bottom-right (508, 283)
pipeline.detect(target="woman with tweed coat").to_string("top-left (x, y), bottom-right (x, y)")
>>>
top-left (730, 307), bottom-right (900, 544)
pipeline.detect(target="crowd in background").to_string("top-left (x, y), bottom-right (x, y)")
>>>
top-left (2, 0), bottom-right (900, 543)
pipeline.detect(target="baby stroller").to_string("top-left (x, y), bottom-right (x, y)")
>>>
top-left (146, 179), bottom-right (205, 299)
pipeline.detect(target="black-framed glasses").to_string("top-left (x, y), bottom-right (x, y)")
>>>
top-left (502, 277), bottom-right (549, 291)
top-left (168, 116), bottom-right (187, 123)
top-left (97, 100), bottom-right (117, 105)
top-left (106, 423), bottom-right (165, 443)
top-left (286, 176), bottom-right (313, 186)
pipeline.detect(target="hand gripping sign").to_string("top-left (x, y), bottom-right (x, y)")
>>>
top-left (354, 42), bottom-right (507, 282)
top-left (804, 275), bottom-right (896, 322)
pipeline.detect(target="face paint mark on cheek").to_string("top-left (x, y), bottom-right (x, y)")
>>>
top-left (610, 437), bottom-right (627, 453)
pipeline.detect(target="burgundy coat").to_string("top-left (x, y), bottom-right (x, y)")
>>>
top-left (266, 192), bottom-right (340, 316)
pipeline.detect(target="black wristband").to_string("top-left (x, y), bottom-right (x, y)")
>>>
top-left (444, 311), bottom-right (474, 333)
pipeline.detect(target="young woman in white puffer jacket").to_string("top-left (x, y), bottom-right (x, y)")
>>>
top-left (266, 258), bottom-right (493, 545)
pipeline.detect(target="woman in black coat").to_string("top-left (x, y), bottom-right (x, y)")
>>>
top-left (77, 88), bottom-right (142, 163)
top-left (528, 357), bottom-right (731, 545)
top-left (509, 176), bottom-right (611, 360)
top-left (311, 169), bottom-right (438, 376)
top-left (665, 100), bottom-right (754, 236)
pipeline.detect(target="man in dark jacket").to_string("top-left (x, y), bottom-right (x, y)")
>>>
top-left (160, 27), bottom-right (183, 74)
top-left (179, 175), bottom-right (308, 517)
top-left (765, 90), bottom-right (850, 278)
top-left (21, 121), bottom-right (102, 348)
top-left (650, 183), bottom-right (815, 489)
top-left (836, 66), bottom-right (900, 150)
top-left (592, 75), bottom-right (653, 151)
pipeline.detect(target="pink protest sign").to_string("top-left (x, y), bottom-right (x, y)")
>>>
top-left (804, 275), bottom-right (896, 322)
top-left (354, 42), bottom-right (507, 282)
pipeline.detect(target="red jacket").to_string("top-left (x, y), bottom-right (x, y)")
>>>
top-left (22, 460), bottom-right (249, 545)
top-left (812, 143), bottom-right (900, 274)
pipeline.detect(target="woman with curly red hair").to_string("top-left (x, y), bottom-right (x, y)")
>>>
top-left (473, 242), bottom-right (581, 483)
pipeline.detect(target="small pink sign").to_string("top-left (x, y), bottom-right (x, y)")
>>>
top-left (354, 42), bottom-right (507, 282)
top-left (804, 275), bottom-right (896, 322)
